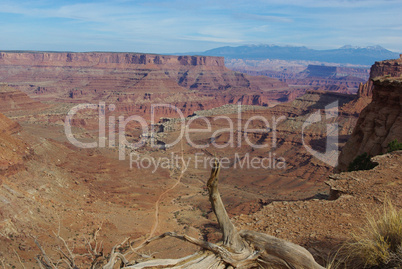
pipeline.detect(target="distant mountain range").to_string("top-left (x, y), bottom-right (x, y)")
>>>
top-left (194, 45), bottom-right (400, 66)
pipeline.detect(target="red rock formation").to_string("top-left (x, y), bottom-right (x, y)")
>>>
top-left (341, 80), bottom-right (373, 115)
top-left (0, 85), bottom-right (45, 112)
top-left (337, 76), bottom-right (402, 170)
top-left (0, 52), bottom-right (289, 104)
top-left (370, 55), bottom-right (402, 78)
top-left (337, 57), bottom-right (402, 117)
top-left (357, 80), bottom-right (373, 98)
top-left (0, 52), bottom-right (226, 70)
top-left (0, 52), bottom-right (296, 123)
top-left (355, 56), bottom-right (402, 98)
top-left (338, 56), bottom-right (402, 170)
top-left (351, 56), bottom-right (402, 99)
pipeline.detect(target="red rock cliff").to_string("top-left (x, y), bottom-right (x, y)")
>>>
top-left (355, 55), bottom-right (402, 99)
top-left (0, 52), bottom-right (225, 70)
top-left (370, 55), bottom-right (402, 78)
top-left (340, 56), bottom-right (402, 117)
top-left (337, 75), bottom-right (402, 171)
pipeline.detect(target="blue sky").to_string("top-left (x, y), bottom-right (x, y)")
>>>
top-left (0, 0), bottom-right (401, 53)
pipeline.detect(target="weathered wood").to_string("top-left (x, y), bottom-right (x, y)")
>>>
top-left (239, 230), bottom-right (324, 269)
top-left (207, 160), bottom-right (247, 253)
top-left (121, 160), bottom-right (325, 268)
top-left (205, 160), bottom-right (324, 268)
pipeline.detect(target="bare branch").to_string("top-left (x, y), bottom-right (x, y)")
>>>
top-left (102, 237), bottom-right (130, 269)
top-left (34, 256), bottom-right (48, 269)
top-left (13, 248), bottom-right (25, 269)
top-left (34, 237), bottom-right (57, 269)
top-left (1, 258), bottom-right (7, 269)
top-left (53, 232), bottom-right (76, 268)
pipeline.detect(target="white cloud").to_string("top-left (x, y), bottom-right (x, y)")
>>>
top-left (0, 0), bottom-right (401, 53)
top-left (234, 13), bottom-right (293, 23)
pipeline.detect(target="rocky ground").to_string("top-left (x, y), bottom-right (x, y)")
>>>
top-left (234, 151), bottom-right (402, 265)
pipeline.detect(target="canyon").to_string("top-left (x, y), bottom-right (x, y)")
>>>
top-left (0, 52), bottom-right (288, 104)
top-left (0, 52), bottom-right (400, 268)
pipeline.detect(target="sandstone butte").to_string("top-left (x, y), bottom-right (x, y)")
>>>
top-left (0, 53), bottom-right (400, 268)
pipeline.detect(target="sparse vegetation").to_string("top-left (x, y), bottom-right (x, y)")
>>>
top-left (329, 199), bottom-right (402, 269)
top-left (387, 139), bottom-right (402, 153)
top-left (347, 140), bottom-right (401, 172)
top-left (325, 255), bottom-right (344, 269)
top-left (348, 152), bottom-right (377, 172)
top-left (345, 199), bottom-right (402, 268)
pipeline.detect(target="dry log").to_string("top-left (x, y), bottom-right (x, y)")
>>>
top-left (118, 159), bottom-right (325, 268)
top-left (207, 161), bottom-right (247, 253)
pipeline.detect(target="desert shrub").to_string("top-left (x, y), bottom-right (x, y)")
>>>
top-left (387, 139), bottom-right (402, 153)
top-left (348, 152), bottom-right (377, 172)
top-left (342, 200), bottom-right (402, 268)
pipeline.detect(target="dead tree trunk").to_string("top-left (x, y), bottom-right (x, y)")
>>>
top-left (207, 160), bottom-right (246, 253)
top-left (118, 160), bottom-right (325, 269)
